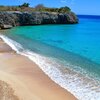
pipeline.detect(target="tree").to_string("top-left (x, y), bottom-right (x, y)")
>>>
top-left (19, 3), bottom-right (30, 7)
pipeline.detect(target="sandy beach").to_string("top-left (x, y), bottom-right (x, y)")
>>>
top-left (0, 36), bottom-right (77, 100)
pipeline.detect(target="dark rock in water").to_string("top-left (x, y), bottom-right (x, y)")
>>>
top-left (0, 11), bottom-right (78, 29)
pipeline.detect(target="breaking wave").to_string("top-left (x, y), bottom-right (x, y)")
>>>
top-left (0, 34), bottom-right (100, 100)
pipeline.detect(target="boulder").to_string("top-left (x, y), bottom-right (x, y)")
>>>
top-left (0, 24), bottom-right (13, 29)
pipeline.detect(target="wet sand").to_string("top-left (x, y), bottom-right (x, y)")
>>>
top-left (0, 37), bottom-right (77, 100)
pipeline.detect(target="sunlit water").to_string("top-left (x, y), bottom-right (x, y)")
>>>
top-left (0, 15), bottom-right (100, 100)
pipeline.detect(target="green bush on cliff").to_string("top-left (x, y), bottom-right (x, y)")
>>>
top-left (34, 4), bottom-right (71, 13)
top-left (0, 6), bottom-right (20, 11)
top-left (58, 6), bottom-right (71, 13)
top-left (0, 3), bottom-right (71, 13)
top-left (19, 3), bottom-right (30, 8)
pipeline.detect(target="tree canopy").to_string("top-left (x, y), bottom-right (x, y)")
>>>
top-left (19, 3), bottom-right (30, 7)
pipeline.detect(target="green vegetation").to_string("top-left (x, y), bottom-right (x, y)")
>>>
top-left (19, 3), bottom-right (30, 7)
top-left (34, 4), bottom-right (71, 13)
top-left (0, 3), bottom-right (71, 13)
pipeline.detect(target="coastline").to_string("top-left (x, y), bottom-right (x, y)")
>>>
top-left (0, 33), bottom-right (77, 100)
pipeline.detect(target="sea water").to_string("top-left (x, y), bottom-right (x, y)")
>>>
top-left (0, 15), bottom-right (100, 100)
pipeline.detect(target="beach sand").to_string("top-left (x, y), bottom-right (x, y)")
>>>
top-left (0, 37), bottom-right (77, 100)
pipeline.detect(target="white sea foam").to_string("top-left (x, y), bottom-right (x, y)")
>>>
top-left (0, 34), bottom-right (100, 100)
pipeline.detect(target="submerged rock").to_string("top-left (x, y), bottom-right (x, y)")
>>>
top-left (0, 11), bottom-right (78, 29)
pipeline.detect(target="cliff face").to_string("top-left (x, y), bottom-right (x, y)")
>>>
top-left (0, 11), bottom-right (78, 29)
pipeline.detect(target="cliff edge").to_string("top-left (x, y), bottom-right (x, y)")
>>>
top-left (0, 11), bottom-right (78, 29)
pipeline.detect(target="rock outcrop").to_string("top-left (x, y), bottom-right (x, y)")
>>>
top-left (0, 24), bottom-right (12, 29)
top-left (0, 11), bottom-right (78, 29)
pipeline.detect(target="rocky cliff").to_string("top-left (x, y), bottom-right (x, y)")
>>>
top-left (0, 11), bottom-right (78, 29)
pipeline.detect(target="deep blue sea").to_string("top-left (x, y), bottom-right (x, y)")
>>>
top-left (0, 15), bottom-right (100, 100)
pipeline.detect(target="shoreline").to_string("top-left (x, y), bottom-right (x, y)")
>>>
top-left (0, 34), bottom-right (77, 99)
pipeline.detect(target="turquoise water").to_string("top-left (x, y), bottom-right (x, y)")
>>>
top-left (1, 15), bottom-right (100, 100)
top-left (5, 17), bottom-right (100, 65)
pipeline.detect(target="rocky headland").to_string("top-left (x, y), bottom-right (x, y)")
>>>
top-left (0, 11), bottom-right (78, 29)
